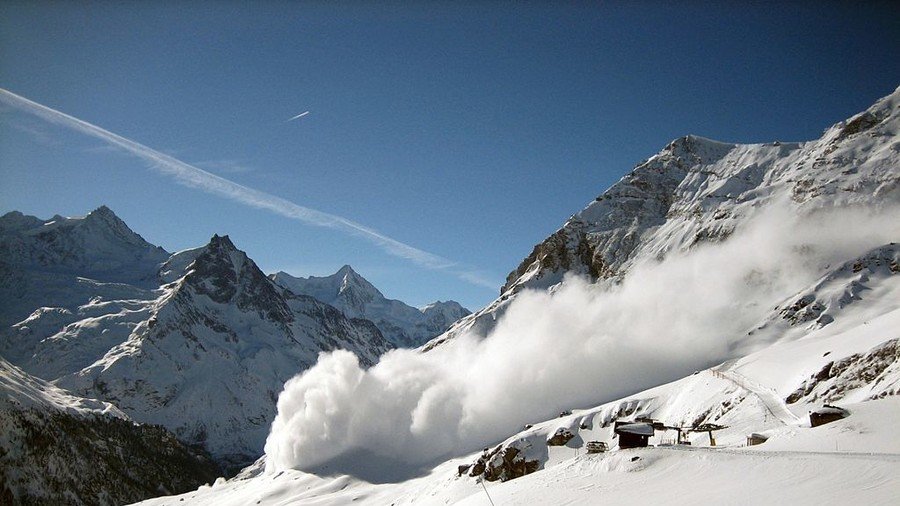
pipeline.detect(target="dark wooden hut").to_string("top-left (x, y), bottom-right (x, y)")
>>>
top-left (614, 422), bottom-right (655, 449)
top-left (809, 405), bottom-right (849, 427)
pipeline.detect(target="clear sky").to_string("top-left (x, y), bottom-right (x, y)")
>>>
top-left (1, 1), bottom-right (898, 310)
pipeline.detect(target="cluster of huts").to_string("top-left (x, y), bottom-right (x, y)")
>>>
top-left (590, 404), bottom-right (849, 452)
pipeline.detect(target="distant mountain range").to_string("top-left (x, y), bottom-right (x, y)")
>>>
top-left (272, 267), bottom-right (469, 348)
top-left (0, 206), bottom-right (468, 477)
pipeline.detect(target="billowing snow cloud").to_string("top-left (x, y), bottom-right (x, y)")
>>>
top-left (264, 202), bottom-right (900, 477)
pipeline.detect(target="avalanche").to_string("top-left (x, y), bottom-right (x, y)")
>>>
top-left (134, 86), bottom-right (900, 506)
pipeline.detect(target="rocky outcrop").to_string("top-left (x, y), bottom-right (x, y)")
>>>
top-left (463, 441), bottom-right (542, 483)
top-left (786, 338), bottom-right (900, 404)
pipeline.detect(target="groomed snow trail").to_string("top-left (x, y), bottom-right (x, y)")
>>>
top-left (713, 367), bottom-right (803, 425)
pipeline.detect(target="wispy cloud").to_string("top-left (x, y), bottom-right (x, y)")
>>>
top-left (0, 88), bottom-right (499, 291)
top-left (286, 110), bottom-right (310, 122)
top-left (193, 158), bottom-right (257, 175)
top-left (3, 115), bottom-right (58, 146)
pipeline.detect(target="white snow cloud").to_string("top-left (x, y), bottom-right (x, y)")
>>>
top-left (0, 88), bottom-right (497, 289)
top-left (264, 202), bottom-right (900, 477)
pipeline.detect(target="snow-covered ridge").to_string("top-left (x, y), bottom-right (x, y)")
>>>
top-left (0, 205), bottom-right (169, 329)
top-left (425, 85), bottom-right (900, 351)
top-left (0, 205), bottom-right (168, 280)
top-left (0, 354), bottom-right (124, 419)
top-left (271, 266), bottom-right (470, 348)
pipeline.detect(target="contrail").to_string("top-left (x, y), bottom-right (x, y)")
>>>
top-left (0, 88), bottom-right (499, 290)
top-left (286, 111), bottom-right (310, 122)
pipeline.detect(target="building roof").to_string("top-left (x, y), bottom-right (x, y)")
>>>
top-left (615, 423), bottom-right (654, 436)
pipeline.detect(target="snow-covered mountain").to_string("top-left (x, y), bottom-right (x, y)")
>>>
top-left (41, 234), bottom-right (392, 470)
top-left (0, 356), bottom-right (219, 505)
top-left (425, 85), bottom-right (900, 351)
top-left (139, 87), bottom-right (900, 505)
top-left (0, 208), bottom-right (409, 471)
top-left (0, 206), bottom-right (169, 329)
top-left (271, 266), bottom-right (470, 347)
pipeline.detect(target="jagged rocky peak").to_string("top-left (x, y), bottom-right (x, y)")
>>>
top-left (271, 265), bottom-right (384, 317)
top-left (337, 266), bottom-right (383, 311)
top-left (181, 234), bottom-right (292, 322)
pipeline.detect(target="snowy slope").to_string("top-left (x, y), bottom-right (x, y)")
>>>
top-left (50, 235), bottom-right (393, 470)
top-left (425, 86), bottom-right (900, 350)
top-left (0, 206), bottom-right (169, 329)
top-left (134, 276), bottom-right (900, 506)
top-left (0, 356), bottom-right (219, 505)
top-left (272, 266), bottom-right (470, 347)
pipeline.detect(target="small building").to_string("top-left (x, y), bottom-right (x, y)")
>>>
top-left (614, 422), bottom-right (655, 449)
top-left (746, 433), bottom-right (769, 446)
top-left (810, 405), bottom-right (849, 427)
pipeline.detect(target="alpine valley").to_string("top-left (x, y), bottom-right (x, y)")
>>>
top-left (3, 86), bottom-right (900, 506)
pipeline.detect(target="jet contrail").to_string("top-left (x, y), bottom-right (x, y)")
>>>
top-left (286, 111), bottom-right (310, 122)
top-left (0, 88), bottom-right (498, 290)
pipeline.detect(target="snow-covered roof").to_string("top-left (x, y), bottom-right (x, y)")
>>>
top-left (615, 422), bottom-right (655, 436)
top-left (813, 406), bottom-right (849, 416)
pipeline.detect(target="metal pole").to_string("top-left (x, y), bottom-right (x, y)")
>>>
top-left (480, 478), bottom-right (496, 506)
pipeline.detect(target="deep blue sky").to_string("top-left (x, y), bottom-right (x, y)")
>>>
top-left (1, 1), bottom-right (898, 310)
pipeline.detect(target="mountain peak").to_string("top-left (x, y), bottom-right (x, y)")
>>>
top-left (337, 264), bottom-right (357, 275)
top-left (207, 234), bottom-right (238, 252)
top-left (89, 204), bottom-right (115, 216)
top-left (270, 267), bottom-right (469, 348)
top-left (79, 205), bottom-right (156, 248)
top-left (83, 205), bottom-right (123, 226)
top-left (192, 234), bottom-right (247, 276)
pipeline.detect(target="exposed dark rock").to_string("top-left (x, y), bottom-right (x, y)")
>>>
top-left (786, 338), bottom-right (900, 404)
top-left (546, 427), bottom-right (575, 446)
